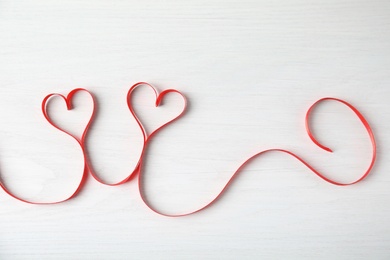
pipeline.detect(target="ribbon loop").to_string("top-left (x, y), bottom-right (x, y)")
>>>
top-left (0, 84), bottom-right (377, 217)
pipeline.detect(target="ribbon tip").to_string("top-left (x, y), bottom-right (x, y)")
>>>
top-left (323, 147), bottom-right (333, 153)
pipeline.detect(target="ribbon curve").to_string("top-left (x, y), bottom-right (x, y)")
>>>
top-left (0, 83), bottom-right (377, 217)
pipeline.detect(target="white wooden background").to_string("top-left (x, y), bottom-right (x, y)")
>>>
top-left (0, 0), bottom-right (389, 259)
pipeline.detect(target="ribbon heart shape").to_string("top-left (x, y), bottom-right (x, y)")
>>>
top-left (40, 83), bottom-right (187, 188)
top-left (0, 88), bottom-right (96, 204)
top-left (42, 88), bottom-right (97, 144)
top-left (127, 82), bottom-right (187, 141)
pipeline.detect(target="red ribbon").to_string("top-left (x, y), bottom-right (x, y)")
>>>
top-left (0, 82), bottom-right (377, 217)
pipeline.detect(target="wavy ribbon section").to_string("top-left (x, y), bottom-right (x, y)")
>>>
top-left (130, 85), bottom-right (376, 217)
top-left (0, 89), bottom-right (91, 204)
top-left (0, 83), bottom-right (376, 216)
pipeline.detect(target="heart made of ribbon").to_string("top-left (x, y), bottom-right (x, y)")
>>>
top-left (127, 82), bottom-right (187, 140)
top-left (41, 83), bottom-right (187, 187)
top-left (41, 88), bottom-right (96, 143)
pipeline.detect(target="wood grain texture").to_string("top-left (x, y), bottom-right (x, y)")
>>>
top-left (0, 0), bottom-right (389, 259)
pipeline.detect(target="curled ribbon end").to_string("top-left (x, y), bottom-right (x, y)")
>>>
top-left (307, 124), bottom-right (334, 153)
top-left (321, 146), bottom-right (333, 153)
top-left (325, 147), bottom-right (333, 153)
